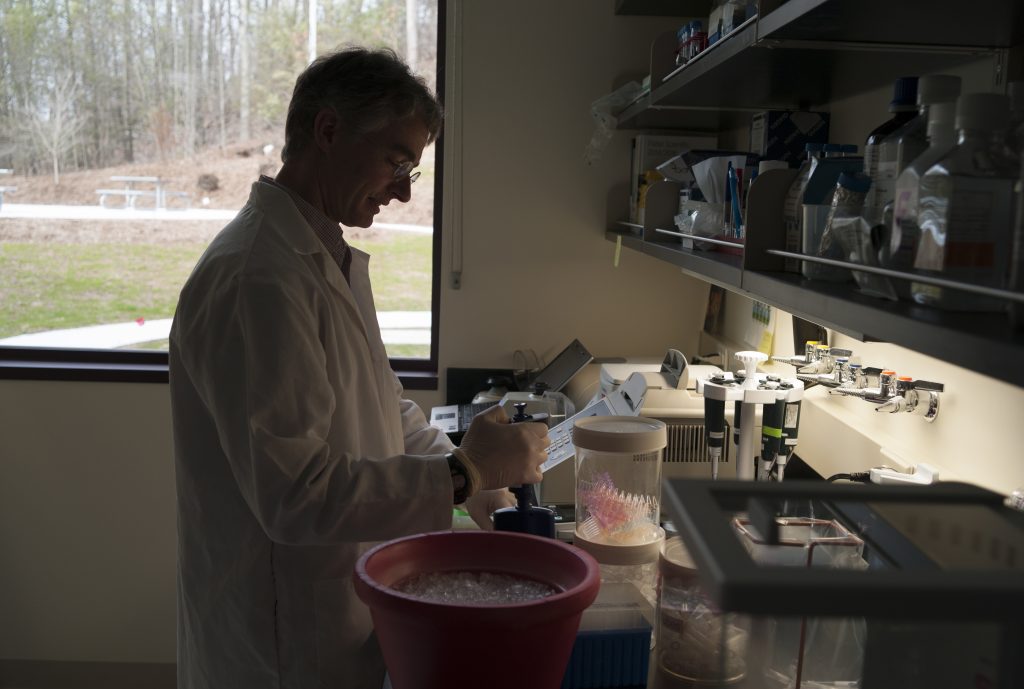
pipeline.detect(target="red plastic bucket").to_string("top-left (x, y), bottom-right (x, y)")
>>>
top-left (354, 530), bottom-right (600, 689)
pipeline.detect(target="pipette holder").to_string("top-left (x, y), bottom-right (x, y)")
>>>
top-left (697, 351), bottom-right (804, 481)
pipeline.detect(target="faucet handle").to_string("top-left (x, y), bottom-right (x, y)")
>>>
top-left (910, 379), bottom-right (945, 392)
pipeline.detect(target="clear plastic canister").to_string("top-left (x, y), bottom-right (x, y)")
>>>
top-left (573, 416), bottom-right (667, 606)
top-left (656, 537), bottom-right (746, 687)
top-left (573, 413), bottom-right (667, 630)
top-left (573, 416), bottom-right (666, 549)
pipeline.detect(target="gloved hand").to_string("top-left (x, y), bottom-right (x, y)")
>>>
top-left (457, 404), bottom-right (549, 491)
top-left (463, 488), bottom-right (516, 530)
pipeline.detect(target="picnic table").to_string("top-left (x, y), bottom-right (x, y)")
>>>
top-left (96, 175), bottom-right (190, 210)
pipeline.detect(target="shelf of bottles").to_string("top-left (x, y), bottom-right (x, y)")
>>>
top-left (609, 80), bottom-right (1024, 386)
top-left (606, 1), bottom-right (1024, 387)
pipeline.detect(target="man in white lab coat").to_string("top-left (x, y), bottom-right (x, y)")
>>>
top-left (169, 47), bottom-right (549, 689)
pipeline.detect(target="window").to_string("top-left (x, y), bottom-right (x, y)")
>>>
top-left (0, 0), bottom-right (443, 386)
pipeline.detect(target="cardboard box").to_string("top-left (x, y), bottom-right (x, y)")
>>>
top-left (749, 111), bottom-right (830, 167)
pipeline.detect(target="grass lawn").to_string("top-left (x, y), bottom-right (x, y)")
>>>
top-left (0, 232), bottom-right (433, 358)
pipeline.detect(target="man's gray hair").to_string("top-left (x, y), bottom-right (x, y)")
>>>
top-left (281, 46), bottom-right (443, 162)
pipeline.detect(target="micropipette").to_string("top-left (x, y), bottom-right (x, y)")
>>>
top-left (732, 400), bottom-right (742, 451)
top-left (492, 402), bottom-right (556, 538)
top-left (777, 395), bottom-right (802, 482)
top-left (703, 380), bottom-right (727, 480)
top-left (759, 397), bottom-right (785, 481)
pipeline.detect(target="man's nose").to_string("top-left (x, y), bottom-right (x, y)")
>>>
top-left (390, 176), bottom-right (412, 203)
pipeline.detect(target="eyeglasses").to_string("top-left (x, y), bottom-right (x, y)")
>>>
top-left (392, 160), bottom-right (421, 184)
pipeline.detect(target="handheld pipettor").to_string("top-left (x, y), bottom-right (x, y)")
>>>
top-left (492, 402), bottom-right (556, 537)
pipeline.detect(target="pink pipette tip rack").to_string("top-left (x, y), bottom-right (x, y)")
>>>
top-left (577, 472), bottom-right (657, 544)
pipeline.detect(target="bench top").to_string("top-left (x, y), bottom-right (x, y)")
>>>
top-left (96, 188), bottom-right (156, 195)
top-left (0, 185), bottom-right (16, 192)
top-left (110, 175), bottom-right (162, 183)
top-left (0, 169), bottom-right (12, 175)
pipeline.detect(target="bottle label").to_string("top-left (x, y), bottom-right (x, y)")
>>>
top-left (783, 168), bottom-right (813, 272)
top-left (892, 170), bottom-right (920, 232)
top-left (915, 175), bottom-right (1014, 284)
top-left (863, 144), bottom-right (879, 179)
top-left (874, 160), bottom-right (898, 206)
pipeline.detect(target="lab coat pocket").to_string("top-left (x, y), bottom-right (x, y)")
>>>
top-left (313, 576), bottom-right (384, 689)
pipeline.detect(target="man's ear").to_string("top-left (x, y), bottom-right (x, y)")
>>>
top-left (312, 108), bottom-right (341, 151)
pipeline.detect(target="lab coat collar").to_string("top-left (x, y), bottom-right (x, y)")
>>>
top-left (247, 180), bottom-right (374, 342)
top-left (248, 180), bottom-right (331, 257)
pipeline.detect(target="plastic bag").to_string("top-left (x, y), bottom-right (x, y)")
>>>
top-left (829, 215), bottom-right (899, 301)
top-left (675, 201), bottom-right (726, 250)
top-left (584, 81), bottom-right (643, 165)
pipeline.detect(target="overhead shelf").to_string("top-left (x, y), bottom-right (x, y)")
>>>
top-left (741, 271), bottom-right (1024, 387)
top-left (615, 95), bottom-right (726, 132)
top-left (614, 0), bottom-right (711, 17)
top-left (615, 0), bottom-right (1011, 130)
top-left (759, 0), bottom-right (1024, 48)
top-left (610, 232), bottom-right (1024, 387)
top-left (652, 37), bottom-right (983, 111)
top-left (608, 231), bottom-right (743, 290)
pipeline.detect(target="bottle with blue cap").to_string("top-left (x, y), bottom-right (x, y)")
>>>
top-left (864, 77), bottom-right (919, 222)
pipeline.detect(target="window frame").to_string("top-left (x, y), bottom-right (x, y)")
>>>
top-left (0, 2), bottom-right (446, 391)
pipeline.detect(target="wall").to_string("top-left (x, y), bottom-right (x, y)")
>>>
top-left (432, 0), bottom-right (709, 402)
top-left (0, 381), bottom-right (176, 667)
top-left (0, 0), bottom-right (709, 678)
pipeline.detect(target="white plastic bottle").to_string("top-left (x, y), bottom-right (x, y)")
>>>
top-left (782, 142), bottom-right (824, 272)
top-left (884, 100), bottom-right (958, 279)
top-left (912, 93), bottom-right (1017, 310)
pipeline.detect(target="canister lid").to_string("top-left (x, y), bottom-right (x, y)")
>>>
top-left (575, 527), bottom-right (665, 565)
top-left (572, 416), bottom-right (667, 453)
top-left (660, 536), bottom-right (700, 584)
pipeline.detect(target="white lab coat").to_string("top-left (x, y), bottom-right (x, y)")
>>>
top-left (169, 180), bottom-right (455, 689)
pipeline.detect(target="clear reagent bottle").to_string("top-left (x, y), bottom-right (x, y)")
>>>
top-left (912, 92), bottom-right (1017, 311)
top-left (885, 100), bottom-right (958, 278)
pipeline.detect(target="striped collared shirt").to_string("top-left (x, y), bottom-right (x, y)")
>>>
top-left (259, 175), bottom-right (351, 281)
